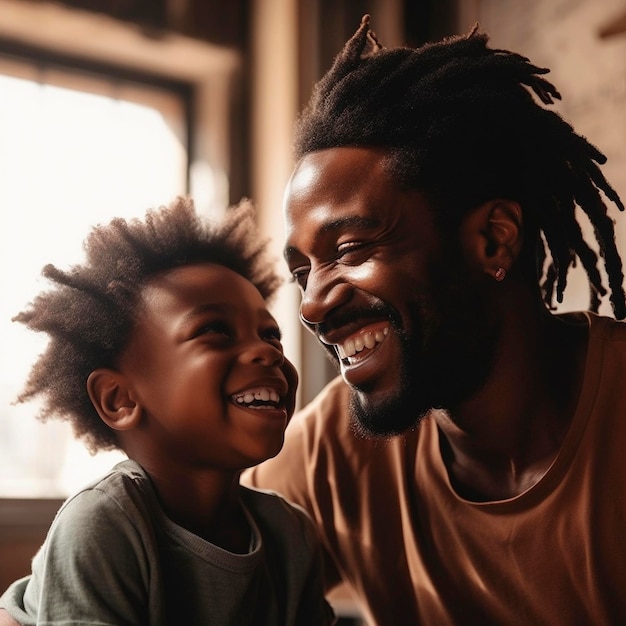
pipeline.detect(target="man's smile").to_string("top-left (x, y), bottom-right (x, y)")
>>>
top-left (317, 320), bottom-right (399, 391)
top-left (333, 322), bottom-right (390, 363)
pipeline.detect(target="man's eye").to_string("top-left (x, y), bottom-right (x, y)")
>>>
top-left (289, 267), bottom-right (309, 288)
top-left (337, 242), bottom-right (366, 261)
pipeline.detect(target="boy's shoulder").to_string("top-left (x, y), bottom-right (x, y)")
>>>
top-left (239, 483), bottom-right (310, 520)
top-left (65, 457), bottom-right (149, 498)
top-left (31, 460), bottom-right (159, 581)
top-left (52, 459), bottom-right (155, 530)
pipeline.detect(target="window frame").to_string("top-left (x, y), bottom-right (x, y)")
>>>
top-left (0, 38), bottom-right (195, 190)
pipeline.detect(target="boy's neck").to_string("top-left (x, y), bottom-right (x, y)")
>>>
top-left (141, 462), bottom-right (252, 553)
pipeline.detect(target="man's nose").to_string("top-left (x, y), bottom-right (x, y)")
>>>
top-left (299, 267), bottom-right (351, 326)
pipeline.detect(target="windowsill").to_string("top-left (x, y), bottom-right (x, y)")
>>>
top-left (0, 498), bottom-right (63, 537)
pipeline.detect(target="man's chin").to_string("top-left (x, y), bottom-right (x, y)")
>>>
top-left (348, 386), bottom-right (427, 439)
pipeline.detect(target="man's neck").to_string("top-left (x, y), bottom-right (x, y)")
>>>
top-left (433, 310), bottom-right (589, 501)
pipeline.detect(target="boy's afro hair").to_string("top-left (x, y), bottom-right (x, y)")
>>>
top-left (13, 196), bottom-right (281, 452)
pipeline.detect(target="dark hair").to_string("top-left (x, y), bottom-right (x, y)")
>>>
top-left (294, 15), bottom-right (626, 318)
top-left (14, 197), bottom-right (281, 452)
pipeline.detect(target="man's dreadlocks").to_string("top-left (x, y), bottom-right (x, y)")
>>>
top-left (294, 15), bottom-right (626, 318)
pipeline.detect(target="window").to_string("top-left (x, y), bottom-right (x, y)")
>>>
top-left (0, 53), bottom-right (190, 497)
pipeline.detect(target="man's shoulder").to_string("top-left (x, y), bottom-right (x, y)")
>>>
top-left (600, 314), bottom-right (626, 342)
top-left (583, 312), bottom-right (626, 358)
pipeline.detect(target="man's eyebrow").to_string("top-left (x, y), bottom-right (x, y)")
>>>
top-left (318, 215), bottom-right (380, 233)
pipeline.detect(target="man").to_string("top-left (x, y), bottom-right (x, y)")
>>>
top-left (244, 15), bottom-right (626, 625)
top-left (1, 14), bottom-right (624, 626)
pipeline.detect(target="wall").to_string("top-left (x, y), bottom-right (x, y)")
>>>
top-left (0, 499), bottom-right (62, 592)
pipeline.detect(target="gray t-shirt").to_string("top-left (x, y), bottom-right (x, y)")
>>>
top-left (0, 460), bottom-right (335, 625)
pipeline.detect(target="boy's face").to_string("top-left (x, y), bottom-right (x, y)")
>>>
top-left (117, 262), bottom-right (297, 471)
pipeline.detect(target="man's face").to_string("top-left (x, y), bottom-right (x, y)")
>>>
top-left (283, 147), bottom-right (498, 436)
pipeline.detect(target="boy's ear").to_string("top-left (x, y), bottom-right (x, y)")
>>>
top-left (87, 369), bottom-right (141, 431)
top-left (460, 198), bottom-right (523, 279)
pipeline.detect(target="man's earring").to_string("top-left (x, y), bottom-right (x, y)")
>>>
top-left (495, 267), bottom-right (507, 282)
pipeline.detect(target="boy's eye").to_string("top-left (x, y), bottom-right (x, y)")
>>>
top-left (197, 320), bottom-right (231, 337)
top-left (262, 326), bottom-right (283, 346)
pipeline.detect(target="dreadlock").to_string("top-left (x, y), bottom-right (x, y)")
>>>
top-left (13, 197), bottom-right (281, 453)
top-left (295, 15), bottom-right (626, 318)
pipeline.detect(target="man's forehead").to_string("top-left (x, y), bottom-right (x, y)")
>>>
top-left (289, 146), bottom-right (392, 192)
top-left (288, 155), bottom-right (324, 194)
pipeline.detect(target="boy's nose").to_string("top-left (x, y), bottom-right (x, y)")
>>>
top-left (241, 339), bottom-right (284, 367)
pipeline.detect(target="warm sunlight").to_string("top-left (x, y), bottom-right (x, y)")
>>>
top-left (0, 68), bottom-right (188, 496)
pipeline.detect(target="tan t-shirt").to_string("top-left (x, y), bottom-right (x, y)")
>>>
top-left (244, 312), bottom-right (626, 625)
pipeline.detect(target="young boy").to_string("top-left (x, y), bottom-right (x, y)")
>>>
top-left (0, 197), bottom-right (335, 625)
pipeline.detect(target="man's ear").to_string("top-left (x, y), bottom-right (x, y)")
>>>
top-left (460, 198), bottom-right (523, 279)
top-left (87, 369), bottom-right (141, 431)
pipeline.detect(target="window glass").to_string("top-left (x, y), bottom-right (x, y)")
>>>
top-left (0, 58), bottom-right (188, 497)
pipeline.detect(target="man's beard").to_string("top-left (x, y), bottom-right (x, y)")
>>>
top-left (349, 344), bottom-right (422, 438)
top-left (348, 278), bottom-right (499, 439)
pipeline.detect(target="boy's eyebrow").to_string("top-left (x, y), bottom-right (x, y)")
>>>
top-left (179, 302), bottom-right (230, 324)
top-left (185, 302), bottom-right (228, 315)
top-left (180, 302), bottom-right (276, 324)
top-left (284, 215), bottom-right (379, 261)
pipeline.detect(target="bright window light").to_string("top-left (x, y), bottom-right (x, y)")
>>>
top-left (0, 61), bottom-right (188, 497)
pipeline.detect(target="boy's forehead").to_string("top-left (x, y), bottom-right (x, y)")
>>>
top-left (141, 263), bottom-right (266, 310)
top-left (148, 262), bottom-right (242, 285)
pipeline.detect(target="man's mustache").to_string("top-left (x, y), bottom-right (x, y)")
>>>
top-left (311, 304), bottom-right (400, 336)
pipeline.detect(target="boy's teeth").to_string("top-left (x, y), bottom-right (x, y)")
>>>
top-left (234, 388), bottom-right (280, 405)
top-left (337, 327), bottom-right (389, 359)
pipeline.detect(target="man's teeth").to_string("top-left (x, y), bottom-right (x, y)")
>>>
top-left (233, 388), bottom-right (280, 406)
top-left (337, 327), bottom-right (389, 359)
